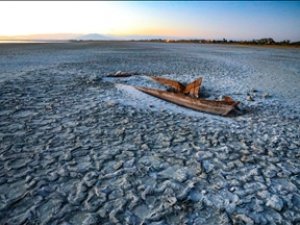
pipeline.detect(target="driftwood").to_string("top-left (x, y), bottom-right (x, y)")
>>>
top-left (107, 71), bottom-right (140, 77)
top-left (151, 76), bottom-right (202, 98)
top-left (135, 86), bottom-right (239, 116)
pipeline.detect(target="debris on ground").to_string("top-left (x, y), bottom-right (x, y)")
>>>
top-left (246, 95), bottom-right (255, 101)
top-left (107, 71), bottom-right (140, 77)
top-left (133, 76), bottom-right (240, 116)
top-left (151, 76), bottom-right (202, 98)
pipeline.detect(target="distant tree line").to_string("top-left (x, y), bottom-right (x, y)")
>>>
top-left (133, 38), bottom-right (300, 46)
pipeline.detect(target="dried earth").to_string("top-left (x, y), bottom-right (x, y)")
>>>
top-left (0, 42), bottom-right (300, 224)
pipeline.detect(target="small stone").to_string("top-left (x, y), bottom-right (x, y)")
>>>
top-left (115, 71), bottom-right (122, 75)
top-left (174, 168), bottom-right (189, 182)
top-left (113, 161), bottom-right (123, 170)
top-left (106, 100), bottom-right (117, 107)
top-left (266, 195), bottom-right (284, 211)
top-left (233, 214), bottom-right (254, 225)
top-left (246, 95), bottom-right (254, 101)
top-left (25, 175), bottom-right (32, 183)
top-left (241, 155), bottom-right (249, 162)
top-left (48, 172), bottom-right (59, 182)
top-left (141, 144), bottom-right (149, 150)
top-left (64, 152), bottom-right (72, 161)
top-left (202, 160), bottom-right (214, 173)
top-left (167, 197), bottom-right (177, 206)
top-left (262, 134), bottom-right (269, 142)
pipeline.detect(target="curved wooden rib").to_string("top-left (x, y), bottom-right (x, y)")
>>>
top-left (151, 76), bottom-right (185, 92)
top-left (136, 86), bottom-right (239, 116)
top-left (151, 76), bottom-right (202, 97)
top-left (183, 78), bottom-right (202, 98)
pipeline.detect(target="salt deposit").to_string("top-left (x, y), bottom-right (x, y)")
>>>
top-left (0, 42), bottom-right (299, 224)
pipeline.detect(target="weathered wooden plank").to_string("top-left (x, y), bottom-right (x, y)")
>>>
top-left (183, 78), bottom-right (202, 98)
top-left (151, 76), bottom-right (202, 97)
top-left (135, 86), bottom-right (239, 116)
top-left (151, 76), bottom-right (185, 92)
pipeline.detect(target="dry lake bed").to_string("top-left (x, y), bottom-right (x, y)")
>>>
top-left (0, 42), bottom-right (300, 224)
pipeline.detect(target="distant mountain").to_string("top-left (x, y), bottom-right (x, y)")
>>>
top-left (0, 33), bottom-right (79, 41)
top-left (0, 33), bottom-right (172, 42)
top-left (75, 34), bottom-right (171, 41)
top-left (114, 35), bottom-right (172, 40)
top-left (76, 33), bottom-right (112, 40)
top-left (0, 33), bottom-right (119, 42)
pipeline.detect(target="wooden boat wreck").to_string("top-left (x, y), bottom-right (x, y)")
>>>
top-left (135, 86), bottom-right (239, 116)
top-left (151, 76), bottom-right (202, 98)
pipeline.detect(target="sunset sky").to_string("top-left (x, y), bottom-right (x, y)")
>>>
top-left (1, 1), bottom-right (300, 41)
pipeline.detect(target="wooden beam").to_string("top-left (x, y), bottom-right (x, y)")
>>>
top-left (135, 86), bottom-right (239, 116)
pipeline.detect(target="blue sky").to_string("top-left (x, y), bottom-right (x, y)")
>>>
top-left (0, 1), bottom-right (299, 41)
top-left (124, 1), bottom-right (300, 41)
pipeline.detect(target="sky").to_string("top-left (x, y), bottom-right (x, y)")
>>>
top-left (0, 1), bottom-right (300, 41)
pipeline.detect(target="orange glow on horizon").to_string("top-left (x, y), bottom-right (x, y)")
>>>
top-left (1, 2), bottom-right (298, 41)
top-left (112, 27), bottom-right (183, 37)
top-left (0, 2), bottom-right (205, 40)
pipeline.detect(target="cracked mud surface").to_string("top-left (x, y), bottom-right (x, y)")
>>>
top-left (0, 42), bottom-right (300, 224)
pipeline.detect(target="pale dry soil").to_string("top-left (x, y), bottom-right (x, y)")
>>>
top-left (0, 42), bottom-right (300, 225)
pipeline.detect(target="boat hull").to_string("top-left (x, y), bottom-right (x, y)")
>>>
top-left (135, 86), bottom-right (239, 116)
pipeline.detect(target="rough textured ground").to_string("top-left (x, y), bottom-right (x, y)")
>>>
top-left (0, 42), bottom-right (300, 225)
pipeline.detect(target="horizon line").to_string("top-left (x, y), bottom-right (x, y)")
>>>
top-left (1, 33), bottom-right (299, 42)
top-left (1, 39), bottom-right (299, 45)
